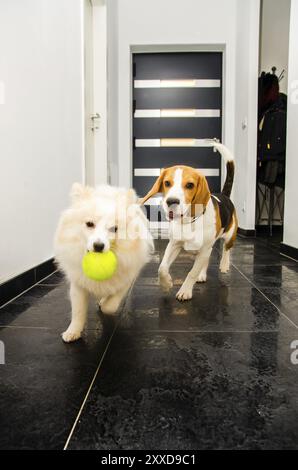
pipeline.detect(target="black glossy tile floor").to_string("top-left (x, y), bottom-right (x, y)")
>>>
top-left (0, 237), bottom-right (298, 450)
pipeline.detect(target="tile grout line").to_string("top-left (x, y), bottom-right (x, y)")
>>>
top-left (124, 329), bottom-right (281, 334)
top-left (0, 324), bottom-right (103, 331)
top-left (37, 283), bottom-right (61, 287)
top-left (0, 325), bottom-right (54, 330)
top-left (280, 252), bottom-right (298, 263)
top-left (63, 321), bottom-right (118, 451)
top-left (0, 325), bottom-right (283, 334)
top-left (0, 269), bottom-right (59, 309)
top-left (63, 281), bottom-right (135, 450)
top-left (231, 262), bottom-right (298, 330)
top-left (214, 244), bottom-right (298, 330)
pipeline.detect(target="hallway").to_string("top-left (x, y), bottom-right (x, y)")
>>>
top-left (0, 237), bottom-right (297, 450)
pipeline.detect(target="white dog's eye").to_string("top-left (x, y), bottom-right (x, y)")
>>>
top-left (86, 221), bottom-right (95, 228)
top-left (109, 225), bottom-right (118, 233)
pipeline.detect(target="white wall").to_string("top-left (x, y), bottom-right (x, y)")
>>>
top-left (108, 0), bottom-right (260, 230)
top-left (260, 0), bottom-right (291, 94)
top-left (234, 0), bottom-right (260, 230)
top-left (112, 0), bottom-right (237, 189)
top-left (107, 0), bottom-right (119, 185)
top-left (283, 0), bottom-right (298, 250)
top-left (93, 1), bottom-right (108, 185)
top-left (0, 0), bottom-right (84, 283)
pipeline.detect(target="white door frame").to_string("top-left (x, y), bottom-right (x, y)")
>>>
top-left (84, 0), bottom-right (108, 186)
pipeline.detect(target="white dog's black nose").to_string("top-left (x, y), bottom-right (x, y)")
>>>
top-left (93, 242), bottom-right (105, 252)
top-left (166, 197), bottom-right (180, 207)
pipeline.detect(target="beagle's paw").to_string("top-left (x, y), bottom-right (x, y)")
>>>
top-left (176, 286), bottom-right (193, 301)
top-left (219, 261), bottom-right (230, 274)
top-left (220, 255), bottom-right (230, 273)
top-left (220, 266), bottom-right (229, 274)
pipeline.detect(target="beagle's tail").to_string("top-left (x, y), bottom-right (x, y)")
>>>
top-left (205, 140), bottom-right (235, 198)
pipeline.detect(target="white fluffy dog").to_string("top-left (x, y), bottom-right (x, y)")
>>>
top-left (54, 183), bottom-right (153, 342)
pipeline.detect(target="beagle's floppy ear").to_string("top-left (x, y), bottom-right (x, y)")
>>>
top-left (139, 169), bottom-right (166, 205)
top-left (192, 173), bottom-right (211, 214)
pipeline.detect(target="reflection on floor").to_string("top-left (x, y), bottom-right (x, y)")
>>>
top-left (0, 237), bottom-right (298, 450)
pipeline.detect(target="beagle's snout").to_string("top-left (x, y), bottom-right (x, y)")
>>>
top-left (93, 241), bottom-right (105, 253)
top-left (166, 197), bottom-right (180, 207)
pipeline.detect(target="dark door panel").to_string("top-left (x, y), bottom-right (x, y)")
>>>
top-left (134, 52), bottom-right (222, 79)
top-left (134, 88), bottom-right (222, 109)
top-left (132, 52), bottom-right (223, 223)
top-left (160, 118), bottom-right (221, 139)
top-left (133, 118), bottom-right (221, 139)
top-left (133, 148), bottom-right (221, 170)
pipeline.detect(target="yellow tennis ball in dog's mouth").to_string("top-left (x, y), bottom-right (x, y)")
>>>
top-left (82, 250), bottom-right (117, 281)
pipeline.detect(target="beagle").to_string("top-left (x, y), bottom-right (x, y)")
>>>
top-left (140, 141), bottom-right (238, 301)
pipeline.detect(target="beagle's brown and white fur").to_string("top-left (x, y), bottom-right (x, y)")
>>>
top-left (140, 142), bottom-right (238, 301)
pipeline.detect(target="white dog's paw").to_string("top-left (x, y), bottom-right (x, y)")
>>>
top-left (62, 328), bottom-right (82, 343)
top-left (158, 270), bottom-right (173, 292)
top-left (197, 272), bottom-right (207, 283)
top-left (100, 296), bottom-right (121, 315)
top-left (176, 286), bottom-right (193, 301)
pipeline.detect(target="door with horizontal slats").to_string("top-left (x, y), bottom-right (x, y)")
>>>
top-left (132, 52), bottom-right (223, 227)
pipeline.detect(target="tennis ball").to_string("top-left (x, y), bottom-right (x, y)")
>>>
top-left (82, 250), bottom-right (117, 281)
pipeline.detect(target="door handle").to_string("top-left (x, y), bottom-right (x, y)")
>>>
top-left (91, 113), bottom-right (100, 131)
